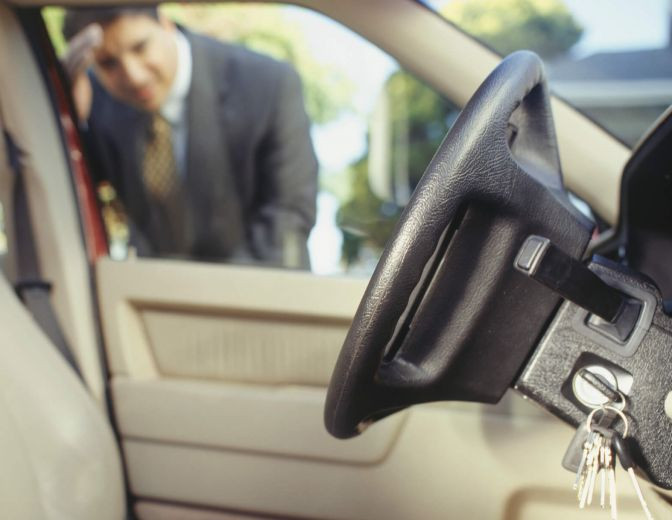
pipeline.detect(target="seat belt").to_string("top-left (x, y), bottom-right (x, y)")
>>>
top-left (3, 128), bottom-right (82, 377)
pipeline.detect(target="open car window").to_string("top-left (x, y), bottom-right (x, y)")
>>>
top-left (426, 0), bottom-right (672, 148)
top-left (43, 3), bottom-right (461, 275)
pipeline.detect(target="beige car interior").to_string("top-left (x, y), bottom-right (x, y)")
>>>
top-left (0, 0), bottom-right (670, 518)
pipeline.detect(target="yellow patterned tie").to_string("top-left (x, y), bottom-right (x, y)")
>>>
top-left (141, 113), bottom-right (190, 253)
top-left (142, 114), bottom-right (178, 200)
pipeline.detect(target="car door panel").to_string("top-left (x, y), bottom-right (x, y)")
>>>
top-left (121, 402), bottom-right (656, 520)
top-left (112, 378), bottom-right (405, 464)
top-left (96, 258), bottom-right (362, 381)
top-left (95, 258), bottom-right (662, 520)
top-left (138, 308), bottom-right (346, 386)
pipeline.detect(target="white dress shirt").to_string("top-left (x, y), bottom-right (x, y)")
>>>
top-left (160, 29), bottom-right (192, 178)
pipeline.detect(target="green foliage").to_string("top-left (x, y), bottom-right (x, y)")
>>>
top-left (336, 0), bottom-right (583, 267)
top-left (43, 7), bottom-right (67, 57)
top-left (385, 71), bottom-right (459, 189)
top-left (336, 72), bottom-right (459, 266)
top-left (336, 159), bottom-right (402, 268)
top-left (443, 0), bottom-right (583, 59)
top-left (162, 3), bottom-right (353, 125)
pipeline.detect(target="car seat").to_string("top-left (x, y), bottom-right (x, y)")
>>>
top-left (0, 123), bottom-right (125, 519)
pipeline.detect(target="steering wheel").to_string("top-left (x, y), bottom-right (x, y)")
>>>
top-left (325, 51), bottom-right (594, 439)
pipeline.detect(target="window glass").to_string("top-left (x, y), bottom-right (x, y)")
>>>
top-left (43, 4), bottom-right (460, 275)
top-left (428, 0), bottom-right (672, 147)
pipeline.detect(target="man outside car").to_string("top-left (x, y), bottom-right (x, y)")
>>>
top-left (63, 7), bottom-right (318, 267)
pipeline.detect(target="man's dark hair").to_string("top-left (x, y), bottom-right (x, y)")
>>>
top-left (63, 6), bottom-right (160, 40)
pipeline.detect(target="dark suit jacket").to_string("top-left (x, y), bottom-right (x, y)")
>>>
top-left (86, 30), bottom-right (318, 268)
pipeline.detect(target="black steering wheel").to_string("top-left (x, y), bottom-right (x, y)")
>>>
top-left (325, 51), bottom-right (593, 439)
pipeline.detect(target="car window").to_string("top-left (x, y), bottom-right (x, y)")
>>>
top-left (426, 0), bottom-right (672, 148)
top-left (43, 4), bottom-right (460, 276)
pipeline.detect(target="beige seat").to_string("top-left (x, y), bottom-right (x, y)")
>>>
top-left (0, 5), bottom-right (125, 516)
top-left (0, 273), bottom-right (125, 519)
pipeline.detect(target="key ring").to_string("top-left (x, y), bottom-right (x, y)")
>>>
top-left (609, 390), bottom-right (627, 411)
top-left (586, 404), bottom-right (630, 438)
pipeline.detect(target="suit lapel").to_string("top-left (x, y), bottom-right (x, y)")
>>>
top-left (184, 32), bottom-right (244, 257)
top-left (107, 100), bottom-right (151, 228)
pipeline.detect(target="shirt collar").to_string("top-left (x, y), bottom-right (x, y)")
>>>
top-left (161, 29), bottom-right (192, 125)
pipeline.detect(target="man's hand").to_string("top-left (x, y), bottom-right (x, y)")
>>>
top-left (62, 24), bottom-right (102, 122)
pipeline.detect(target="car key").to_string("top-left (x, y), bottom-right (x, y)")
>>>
top-left (565, 406), bottom-right (619, 475)
top-left (611, 432), bottom-right (655, 520)
top-left (574, 405), bottom-right (632, 518)
top-left (577, 433), bottom-right (596, 506)
top-left (573, 429), bottom-right (597, 491)
top-left (563, 372), bottom-right (623, 475)
top-left (594, 435), bottom-right (607, 509)
top-left (594, 426), bottom-right (618, 519)
top-left (583, 433), bottom-right (602, 507)
top-left (577, 424), bottom-right (609, 507)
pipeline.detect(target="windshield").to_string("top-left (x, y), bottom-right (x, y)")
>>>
top-left (425, 0), bottom-right (672, 148)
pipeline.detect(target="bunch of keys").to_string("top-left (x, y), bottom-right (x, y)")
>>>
top-left (573, 404), bottom-right (655, 519)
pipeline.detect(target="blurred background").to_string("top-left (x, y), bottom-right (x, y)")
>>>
top-left (38, 0), bottom-right (672, 275)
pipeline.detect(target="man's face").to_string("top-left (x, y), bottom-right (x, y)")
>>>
top-left (93, 14), bottom-right (177, 113)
